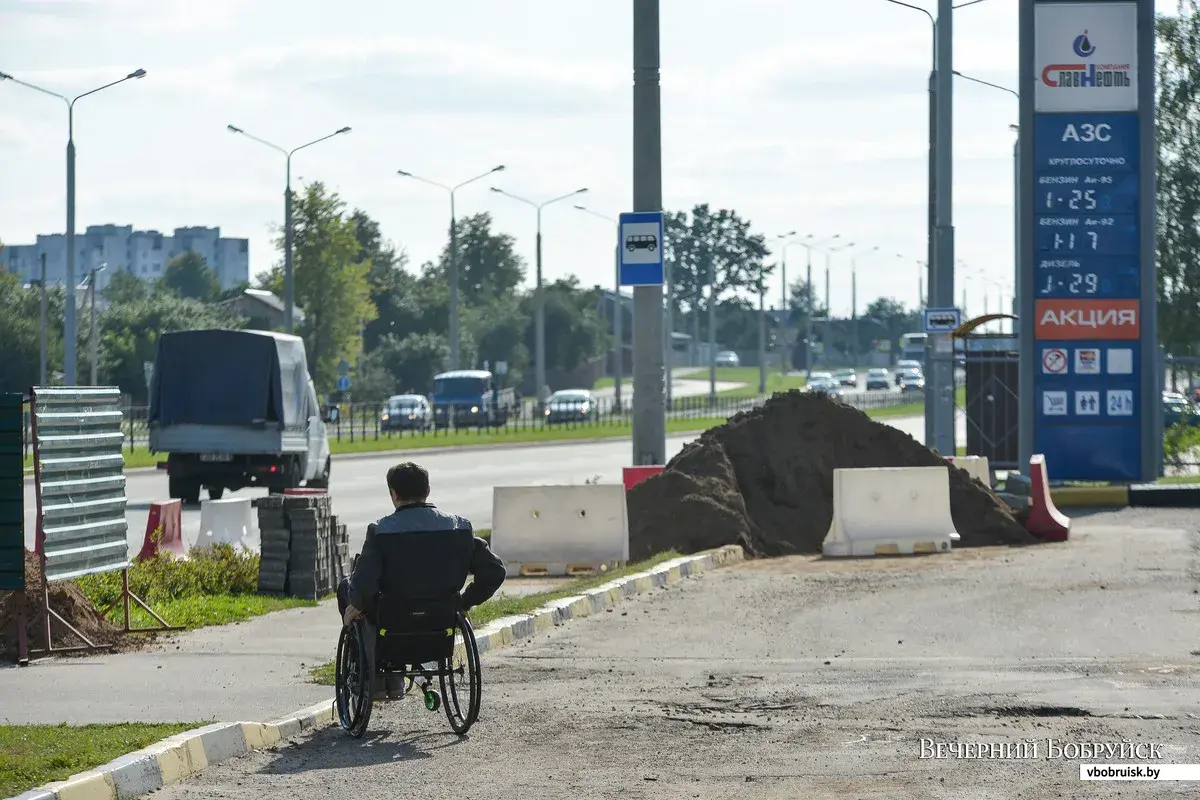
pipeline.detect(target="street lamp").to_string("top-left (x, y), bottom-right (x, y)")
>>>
top-left (850, 246), bottom-right (882, 367)
top-left (83, 263), bottom-right (107, 385)
top-left (490, 185), bottom-right (589, 402)
top-left (786, 234), bottom-right (842, 375)
top-left (227, 123), bottom-right (352, 335)
top-left (398, 165), bottom-right (506, 370)
top-left (772, 232), bottom-right (798, 376)
top-left (574, 205), bottom-right (625, 412)
top-left (1, 67), bottom-right (147, 385)
top-left (896, 253), bottom-right (926, 308)
top-left (823, 241), bottom-right (858, 365)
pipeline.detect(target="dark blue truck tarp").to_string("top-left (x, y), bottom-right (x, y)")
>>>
top-left (149, 329), bottom-right (307, 429)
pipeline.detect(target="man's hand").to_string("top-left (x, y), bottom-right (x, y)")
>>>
top-left (342, 604), bottom-right (363, 627)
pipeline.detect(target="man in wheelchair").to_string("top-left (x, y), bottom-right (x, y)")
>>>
top-left (337, 461), bottom-right (506, 704)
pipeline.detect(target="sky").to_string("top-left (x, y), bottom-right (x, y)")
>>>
top-left (0, 0), bottom-right (1168, 320)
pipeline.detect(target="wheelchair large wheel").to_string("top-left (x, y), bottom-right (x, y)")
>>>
top-left (439, 611), bottom-right (482, 735)
top-left (335, 619), bottom-right (373, 738)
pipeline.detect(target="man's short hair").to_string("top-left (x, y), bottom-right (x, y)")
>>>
top-left (387, 462), bottom-right (430, 501)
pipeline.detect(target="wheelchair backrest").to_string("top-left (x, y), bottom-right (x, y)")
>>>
top-left (372, 527), bottom-right (476, 602)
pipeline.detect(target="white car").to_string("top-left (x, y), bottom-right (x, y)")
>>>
top-left (715, 350), bottom-right (740, 367)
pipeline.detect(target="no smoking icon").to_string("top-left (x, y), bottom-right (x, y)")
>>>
top-left (1042, 348), bottom-right (1067, 374)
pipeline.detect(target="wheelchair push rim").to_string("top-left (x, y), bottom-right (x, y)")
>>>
top-left (335, 619), bottom-right (373, 738)
top-left (439, 611), bottom-right (482, 735)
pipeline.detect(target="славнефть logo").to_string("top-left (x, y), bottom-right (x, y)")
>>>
top-left (1042, 28), bottom-right (1131, 90)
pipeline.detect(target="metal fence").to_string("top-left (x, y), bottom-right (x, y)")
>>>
top-left (0, 394), bottom-right (22, 593)
top-left (21, 389), bottom-right (924, 455)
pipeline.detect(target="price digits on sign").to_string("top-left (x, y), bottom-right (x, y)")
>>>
top-left (1049, 231), bottom-right (1100, 251)
top-left (1042, 272), bottom-right (1099, 295)
top-left (1044, 189), bottom-right (1098, 211)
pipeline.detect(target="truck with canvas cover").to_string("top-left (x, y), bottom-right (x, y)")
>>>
top-left (148, 329), bottom-right (335, 503)
top-left (430, 369), bottom-right (516, 429)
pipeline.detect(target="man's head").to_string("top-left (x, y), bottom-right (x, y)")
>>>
top-left (386, 461), bottom-right (430, 508)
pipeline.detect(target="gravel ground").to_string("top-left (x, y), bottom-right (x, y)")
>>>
top-left (156, 508), bottom-right (1199, 799)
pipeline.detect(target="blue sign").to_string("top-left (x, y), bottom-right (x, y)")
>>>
top-left (618, 211), bottom-right (664, 286)
top-left (336, 375), bottom-right (351, 392)
top-left (923, 307), bottom-right (961, 334)
top-left (1031, 111), bottom-right (1142, 481)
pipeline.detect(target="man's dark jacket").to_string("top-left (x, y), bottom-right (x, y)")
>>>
top-left (346, 502), bottom-right (505, 612)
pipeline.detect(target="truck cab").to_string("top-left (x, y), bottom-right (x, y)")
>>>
top-left (430, 369), bottom-right (515, 430)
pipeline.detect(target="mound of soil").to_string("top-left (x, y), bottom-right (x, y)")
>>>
top-left (628, 391), bottom-right (1038, 559)
top-left (0, 550), bottom-right (122, 654)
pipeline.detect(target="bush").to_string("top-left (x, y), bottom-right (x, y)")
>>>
top-left (77, 544), bottom-right (260, 607)
top-left (1162, 422), bottom-right (1200, 470)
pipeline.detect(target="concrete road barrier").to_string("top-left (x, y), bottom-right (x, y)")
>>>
top-left (622, 465), bottom-right (663, 491)
top-left (822, 467), bottom-right (959, 557)
top-left (1025, 455), bottom-right (1071, 541)
top-left (947, 455), bottom-right (991, 487)
top-left (491, 484), bottom-right (629, 576)
top-left (196, 497), bottom-right (253, 550)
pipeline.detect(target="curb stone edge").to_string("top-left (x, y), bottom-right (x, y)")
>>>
top-left (8, 544), bottom-right (744, 800)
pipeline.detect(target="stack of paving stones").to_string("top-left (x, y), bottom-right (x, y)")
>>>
top-left (255, 495), bottom-right (290, 594)
top-left (253, 493), bottom-right (349, 599)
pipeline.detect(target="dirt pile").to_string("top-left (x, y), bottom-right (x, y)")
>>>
top-left (0, 550), bottom-right (122, 654)
top-left (628, 391), bottom-right (1038, 559)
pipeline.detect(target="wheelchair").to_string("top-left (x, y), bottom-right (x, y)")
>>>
top-left (335, 594), bottom-right (482, 738)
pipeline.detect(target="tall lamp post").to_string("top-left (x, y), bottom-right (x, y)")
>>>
top-left (490, 186), bottom-right (589, 403)
top-left (850, 246), bottom-right (881, 368)
top-left (772, 231), bottom-right (798, 374)
top-left (398, 165), bottom-right (506, 370)
top-left (823, 241), bottom-right (859, 364)
top-left (792, 234), bottom-right (842, 375)
top-left (227, 124), bottom-right (352, 334)
top-left (84, 263), bottom-right (107, 385)
top-left (1, 67), bottom-right (147, 385)
top-left (574, 205), bottom-right (625, 411)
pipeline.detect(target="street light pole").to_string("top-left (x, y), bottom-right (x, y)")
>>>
top-left (795, 234), bottom-right (841, 375)
top-left (574, 205), bottom-right (624, 411)
top-left (490, 186), bottom-right (589, 403)
top-left (38, 253), bottom-right (47, 385)
top-left (850, 246), bottom-right (881, 368)
top-left (398, 165), bottom-right (506, 369)
top-left (87, 263), bottom-right (106, 385)
top-left (1, 68), bottom-right (147, 385)
top-left (227, 124), bottom-right (352, 334)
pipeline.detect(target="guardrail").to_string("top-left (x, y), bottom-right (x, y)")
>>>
top-left (20, 388), bottom-right (925, 455)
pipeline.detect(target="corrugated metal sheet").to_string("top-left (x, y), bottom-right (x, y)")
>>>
top-left (0, 393), bottom-right (23, 591)
top-left (31, 387), bottom-right (128, 582)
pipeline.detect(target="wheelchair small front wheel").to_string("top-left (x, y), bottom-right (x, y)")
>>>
top-left (335, 618), bottom-right (374, 738)
top-left (440, 611), bottom-right (482, 735)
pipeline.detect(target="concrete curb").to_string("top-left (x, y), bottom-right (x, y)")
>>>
top-left (1051, 485), bottom-right (1130, 508)
top-left (8, 545), bottom-right (744, 800)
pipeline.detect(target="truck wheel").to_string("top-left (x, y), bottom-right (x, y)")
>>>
top-left (168, 477), bottom-right (184, 500)
top-left (309, 457), bottom-right (331, 489)
top-left (288, 458), bottom-right (303, 490)
top-left (208, 487), bottom-right (225, 501)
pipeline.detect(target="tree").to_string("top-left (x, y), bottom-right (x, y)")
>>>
top-left (787, 278), bottom-right (828, 323)
top-left (262, 181), bottom-right (377, 389)
top-left (97, 294), bottom-right (243, 402)
top-left (434, 213), bottom-right (526, 306)
top-left (0, 272), bottom-right (46, 394)
top-left (161, 251), bottom-right (221, 302)
top-left (522, 277), bottom-right (608, 376)
top-left (103, 271), bottom-right (150, 305)
top-left (1156, 1), bottom-right (1200, 361)
top-left (369, 332), bottom-right (450, 393)
top-left (663, 204), bottom-right (769, 343)
top-left (465, 294), bottom-right (530, 388)
top-left (862, 297), bottom-right (918, 361)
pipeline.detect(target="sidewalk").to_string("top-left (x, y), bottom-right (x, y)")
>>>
top-left (0, 579), bottom-right (564, 725)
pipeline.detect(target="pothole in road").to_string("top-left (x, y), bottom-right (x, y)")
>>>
top-left (987, 705), bottom-right (1093, 718)
top-left (656, 693), bottom-right (811, 731)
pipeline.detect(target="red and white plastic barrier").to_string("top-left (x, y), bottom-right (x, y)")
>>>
top-left (1025, 454), bottom-right (1070, 542)
top-left (137, 499), bottom-right (184, 561)
top-left (622, 466), bottom-right (663, 491)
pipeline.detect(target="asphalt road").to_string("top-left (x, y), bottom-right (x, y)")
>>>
top-left (154, 508), bottom-right (1200, 799)
top-left (21, 415), bottom-right (936, 558)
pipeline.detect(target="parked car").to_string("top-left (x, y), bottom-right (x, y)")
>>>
top-left (899, 372), bottom-right (926, 393)
top-left (833, 368), bottom-right (857, 387)
top-left (544, 389), bottom-right (598, 424)
top-left (380, 394), bottom-right (433, 431)
top-left (865, 368), bottom-right (890, 390)
top-left (1163, 392), bottom-right (1200, 428)
top-left (714, 350), bottom-right (740, 368)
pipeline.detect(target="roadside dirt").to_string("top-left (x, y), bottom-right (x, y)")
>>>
top-left (0, 550), bottom-right (125, 655)
top-left (629, 390), bottom-right (1038, 559)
